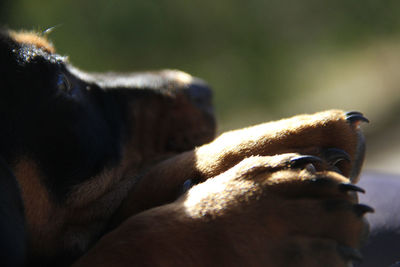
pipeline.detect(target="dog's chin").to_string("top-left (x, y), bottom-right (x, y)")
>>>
top-left (165, 128), bottom-right (215, 153)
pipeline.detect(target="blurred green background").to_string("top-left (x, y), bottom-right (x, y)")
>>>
top-left (2, 0), bottom-right (400, 172)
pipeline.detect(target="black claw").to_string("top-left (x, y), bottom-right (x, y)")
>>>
top-left (346, 111), bottom-right (364, 116)
top-left (345, 111), bottom-right (369, 124)
top-left (323, 148), bottom-right (351, 166)
top-left (353, 204), bottom-right (374, 216)
top-left (289, 155), bottom-right (322, 168)
top-left (337, 245), bottom-right (363, 262)
top-left (338, 183), bottom-right (365, 194)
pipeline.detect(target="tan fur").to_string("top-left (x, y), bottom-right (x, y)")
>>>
top-left (12, 158), bottom-right (65, 259)
top-left (9, 31), bottom-right (55, 53)
top-left (13, 159), bottom-right (53, 231)
top-left (194, 109), bottom-right (358, 177)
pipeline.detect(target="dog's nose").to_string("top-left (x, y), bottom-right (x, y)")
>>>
top-left (186, 78), bottom-right (214, 115)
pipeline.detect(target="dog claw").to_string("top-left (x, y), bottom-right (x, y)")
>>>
top-left (353, 204), bottom-right (374, 216)
top-left (345, 111), bottom-right (369, 124)
top-left (323, 148), bottom-right (351, 166)
top-left (338, 183), bottom-right (365, 194)
top-left (289, 155), bottom-right (322, 168)
top-left (346, 111), bottom-right (364, 116)
top-left (337, 245), bottom-right (363, 262)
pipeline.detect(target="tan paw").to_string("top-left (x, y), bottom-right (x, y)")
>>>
top-left (196, 110), bottom-right (368, 182)
top-left (76, 153), bottom-right (371, 267)
top-left (182, 153), bottom-right (371, 266)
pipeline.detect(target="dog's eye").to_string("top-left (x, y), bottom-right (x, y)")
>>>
top-left (57, 73), bottom-right (72, 93)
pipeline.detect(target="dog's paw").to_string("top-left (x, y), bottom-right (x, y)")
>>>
top-left (287, 110), bottom-right (368, 182)
top-left (196, 110), bottom-right (368, 182)
top-left (182, 153), bottom-right (372, 266)
top-left (75, 153), bottom-right (371, 266)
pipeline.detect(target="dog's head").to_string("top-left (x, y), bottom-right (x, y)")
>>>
top-left (0, 29), bottom-right (215, 264)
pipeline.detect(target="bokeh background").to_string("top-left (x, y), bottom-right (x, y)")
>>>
top-left (2, 0), bottom-right (400, 173)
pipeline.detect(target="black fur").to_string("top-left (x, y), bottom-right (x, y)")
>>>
top-left (0, 32), bottom-right (123, 200)
top-left (0, 30), bottom-right (214, 202)
top-left (0, 155), bottom-right (25, 267)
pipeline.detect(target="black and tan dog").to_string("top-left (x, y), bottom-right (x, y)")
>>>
top-left (0, 29), bottom-right (372, 267)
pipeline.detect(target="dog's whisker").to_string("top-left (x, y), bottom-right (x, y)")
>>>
top-left (42, 24), bottom-right (63, 36)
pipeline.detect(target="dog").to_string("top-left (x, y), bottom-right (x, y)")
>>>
top-left (1, 29), bottom-right (372, 266)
